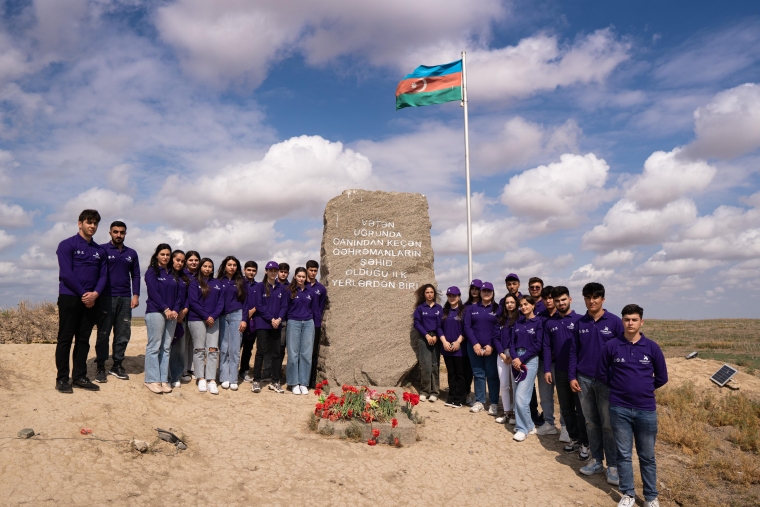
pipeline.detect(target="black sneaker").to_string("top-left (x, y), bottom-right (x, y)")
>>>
top-left (56, 379), bottom-right (73, 393)
top-left (94, 369), bottom-right (108, 383)
top-left (109, 365), bottom-right (129, 380)
top-left (579, 444), bottom-right (590, 461)
top-left (271, 382), bottom-right (284, 394)
top-left (72, 377), bottom-right (100, 391)
top-left (251, 381), bottom-right (261, 393)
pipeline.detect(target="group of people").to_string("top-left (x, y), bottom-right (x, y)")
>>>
top-left (412, 275), bottom-right (668, 507)
top-left (56, 209), bottom-right (666, 507)
top-left (54, 210), bottom-right (326, 398)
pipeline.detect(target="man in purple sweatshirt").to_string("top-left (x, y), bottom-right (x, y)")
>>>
top-left (55, 210), bottom-right (107, 393)
top-left (94, 221), bottom-right (140, 383)
top-left (599, 304), bottom-right (667, 507)
top-left (568, 282), bottom-right (624, 485)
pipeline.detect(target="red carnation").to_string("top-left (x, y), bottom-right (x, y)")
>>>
top-left (314, 388), bottom-right (322, 396)
top-left (367, 439), bottom-right (376, 446)
top-left (391, 418), bottom-right (398, 428)
top-left (394, 437), bottom-right (400, 447)
top-left (372, 429), bottom-right (380, 438)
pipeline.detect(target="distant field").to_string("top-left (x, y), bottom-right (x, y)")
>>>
top-left (132, 317), bottom-right (145, 327)
top-left (646, 319), bottom-right (760, 372)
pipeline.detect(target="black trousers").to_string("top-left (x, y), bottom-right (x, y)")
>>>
top-left (555, 370), bottom-right (589, 444)
top-left (95, 296), bottom-right (132, 367)
top-left (462, 352), bottom-right (473, 396)
top-left (253, 328), bottom-right (281, 382)
top-left (443, 355), bottom-right (468, 405)
top-left (239, 328), bottom-right (256, 378)
top-left (55, 295), bottom-right (98, 382)
top-left (309, 327), bottom-right (322, 388)
top-left (531, 385), bottom-right (545, 425)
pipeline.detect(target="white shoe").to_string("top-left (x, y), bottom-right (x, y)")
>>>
top-left (495, 415), bottom-right (507, 424)
top-left (528, 427), bottom-right (537, 435)
top-left (559, 426), bottom-right (571, 443)
top-left (208, 381), bottom-right (219, 395)
top-left (198, 379), bottom-right (207, 393)
top-left (644, 499), bottom-right (660, 507)
top-left (171, 381), bottom-right (181, 388)
top-left (243, 374), bottom-right (253, 382)
top-left (536, 422), bottom-right (558, 435)
top-left (487, 404), bottom-right (499, 416)
top-left (230, 383), bottom-right (238, 391)
top-left (470, 402), bottom-right (484, 413)
top-left (292, 385), bottom-right (301, 395)
top-left (428, 395), bottom-right (438, 402)
top-left (419, 394), bottom-right (427, 402)
top-left (221, 381), bottom-right (230, 389)
top-left (513, 431), bottom-right (527, 442)
top-left (617, 495), bottom-right (636, 507)
top-left (299, 385), bottom-right (309, 395)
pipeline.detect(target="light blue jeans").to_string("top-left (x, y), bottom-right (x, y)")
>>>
top-left (286, 319), bottom-right (315, 386)
top-left (218, 310), bottom-right (243, 384)
top-left (466, 343), bottom-right (499, 405)
top-left (511, 353), bottom-right (539, 434)
top-left (610, 405), bottom-right (659, 501)
top-left (578, 374), bottom-right (617, 467)
top-left (144, 312), bottom-right (176, 384)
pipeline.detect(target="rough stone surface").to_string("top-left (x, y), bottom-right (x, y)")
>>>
top-left (17, 428), bottom-right (34, 438)
top-left (132, 440), bottom-right (148, 453)
top-left (316, 415), bottom-right (417, 446)
top-left (319, 190), bottom-right (437, 386)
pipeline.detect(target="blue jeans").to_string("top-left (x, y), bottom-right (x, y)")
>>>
top-left (610, 405), bottom-right (659, 501)
top-left (578, 374), bottom-right (617, 467)
top-left (286, 319), bottom-right (315, 386)
top-left (512, 354), bottom-right (539, 434)
top-left (168, 322), bottom-right (186, 383)
top-left (466, 343), bottom-right (499, 405)
top-left (219, 310), bottom-right (243, 384)
top-left (144, 312), bottom-right (176, 383)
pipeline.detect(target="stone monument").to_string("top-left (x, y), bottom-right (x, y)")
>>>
top-left (318, 189), bottom-right (438, 386)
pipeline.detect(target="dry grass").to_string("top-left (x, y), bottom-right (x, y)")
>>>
top-left (0, 300), bottom-right (59, 344)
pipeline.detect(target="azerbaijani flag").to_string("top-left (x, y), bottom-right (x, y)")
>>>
top-left (395, 60), bottom-right (462, 110)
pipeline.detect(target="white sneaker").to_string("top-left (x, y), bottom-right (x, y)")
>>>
top-left (221, 381), bottom-right (230, 389)
top-left (617, 495), bottom-right (636, 507)
top-left (300, 385), bottom-right (309, 395)
top-left (198, 379), bottom-right (207, 393)
top-left (470, 402), bottom-right (484, 413)
top-left (644, 499), bottom-right (660, 507)
top-left (495, 415), bottom-right (507, 424)
top-left (559, 426), bottom-right (571, 443)
top-left (419, 394), bottom-right (427, 402)
top-left (528, 427), bottom-right (537, 435)
top-left (428, 395), bottom-right (438, 402)
top-left (208, 381), bottom-right (219, 395)
top-left (230, 383), bottom-right (238, 391)
top-left (171, 381), bottom-right (181, 388)
top-left (536, 422), bottom-right (558, 435)
top-left (513, 431), bottom-right (526, 442)
top-left (292, 385), bottom-right (301, 395)
top-left (487, 404), bottom-right (499, 416)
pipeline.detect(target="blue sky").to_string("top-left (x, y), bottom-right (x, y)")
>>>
top-left (1, 0), bottom-right (759, 318)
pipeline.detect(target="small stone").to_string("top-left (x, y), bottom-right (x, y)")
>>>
top-left (133, 440), bottom-right (148, 453)
top-left (17, 428), bottom-right (34, 438)
top-left (176, 442), bottom-right (187, 450)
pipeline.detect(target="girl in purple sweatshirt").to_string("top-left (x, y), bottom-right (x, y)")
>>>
top-left (181, 250), bottom-right (201, 381)
top-left (511, 295), bottom-right (544, 441)
top-left (493, 293), bottom-right (520, 425)
top-left (285, 267), bottom-right (318, 394)
top-left (187, 258), bottom-right (224, 394)
top-left (168, 250), bottom-right (191, 387)
top-left (216, 256), bottom-right (248, 391)
top-left (413, 284), bottom-right (444, 402)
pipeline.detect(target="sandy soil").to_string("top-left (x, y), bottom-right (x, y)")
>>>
top-left (1, 329), bottom-right (697, 507)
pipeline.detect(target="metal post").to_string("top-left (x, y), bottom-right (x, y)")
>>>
top-left (461, 51), bottom-right (473, 283)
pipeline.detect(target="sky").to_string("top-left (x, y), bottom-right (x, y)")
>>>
top-left (1, 0), bottom-right (759, 318)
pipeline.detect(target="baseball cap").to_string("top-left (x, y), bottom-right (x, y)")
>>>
top-left (505, 273), bottom-right (520, 282)
top-left (446, 286), bottom-right (461, 295)
top-left (481, 282), bottom-right (494, 291)
top-left (470, 279), bottom-right (483, 289)
top-left (512, 363), bottom-right (528, 382)
top-left (265, 261), bottom-right (279, 270)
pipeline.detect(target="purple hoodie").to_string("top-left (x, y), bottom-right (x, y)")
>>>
top-left (464, 301), bottom-right (499, 347)
top-left (187, 277), bottom-right (224, 322)
top-left (568, 310), bottom-right (624, 381)
top-left (287, 285), bottom-right (319, 321)
top-left (56, 234), bottom-right (107, 297)
top-left (509, 315), bottom-right (544, 362)
top-left (441, 305), bottom-right (465, 357)
top-left (252, 280), bottom-right (287, 330)
top-left (492, 323), bottom-right (513, 355)
top-left (144, 266), bottom-right (180, 314)
top-left (598, 334), bottom-right (668, 411)
top-left (100, 242), bottom-right (140, 298)
top-left (307, 280), bottom-right (327, 328)
top-left (413, 303), bottom-right (444, 337)
top-left (220, 276), bottom-right (246, 315)
top-left (542, 310), bottom-right (581, 373)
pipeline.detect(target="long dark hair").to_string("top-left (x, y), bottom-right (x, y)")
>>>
top-left (288, 267), bottom-right (307, 299)
top-left (498, 293), bottom-right (520, 328)
top-left (414, 284), bottom-right (438, 308)
top-left (185, 250), bottom-right (201, 274)
top-left (465, 284), bottom-right (480, 305)
top-left (198, 257), bottom-right (214, 299)
top-left (216, 255), bottom-right (246, 302)
top-left (149, 243), bottom-right (173, 276)
top-left (171, 250), bottom-right (190, 286)
top-left (443, 295), bottom-right (465, 321)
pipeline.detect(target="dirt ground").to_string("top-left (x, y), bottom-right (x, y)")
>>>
top-left (0, 328), bottom-right (632, 507)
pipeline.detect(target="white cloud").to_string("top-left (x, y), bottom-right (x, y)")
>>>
top-left (501, 153), bottom-right (614, 222)
top-left (625, 148), bottom-right (716, 209)
top-left (659, 275), bottom-right (696, 292)
top-left (60, 188), bottom-right (135, 222)
top-left (636, 251), bottom-right (722, 276)
top-left (582, 198), bottom-right (698, 251)
top-left (593, 249), bottom-right (636, 268)
top-left (685, 83), bottom-right (760, 159)
top-left (0, 230), bottom-right (15, 251)
top-left (0, 202), bottom-right (33, 228)
top-left (432, 218), bottom-right (533, 255)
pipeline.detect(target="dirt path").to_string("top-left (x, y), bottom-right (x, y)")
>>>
top-left (0, 329), bottom-right (619, 506)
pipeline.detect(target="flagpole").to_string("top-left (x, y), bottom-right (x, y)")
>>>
top-left (461, 50), bottom-right (474, 283)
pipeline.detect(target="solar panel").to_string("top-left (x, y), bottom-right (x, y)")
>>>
top-left (710, 364), bottom-right (738, 387)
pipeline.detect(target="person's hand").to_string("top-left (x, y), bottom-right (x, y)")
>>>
top-left (82, 292), bottom-right (98, 307)
top-left (130, 295), bottom-right (139, 309)
top-left (177, 313), bottom-right (184, 324)
top-left (512, 357), bottom-right (523, 368)
top-left (164, 308), bottom-right (172, 319)
top-left (499, 353), bottom-right (508, 363)
top-left (426, 334), bottom-right (436, 346)
top-left (440, 338), bottom-right (450, 352)
top-left (544, 372), bottom-right (553, 385)
top-left (239, 321), bottom-right (247, 333)
top-left (248, 307), bottom-right (256, 319)
top-left (570, 379), bottom-right (581, 393)
top-left (473, 343), bottom-right (483, 356)
top-left (169, 310), bottom-right (178, 320)
top-left (206, 316), bottom-right (214, 326)
top-left (483, 345), bottom-right (493, 356)
top-left (452, 340), bottom-right (461, 352)
top-left (272, 318), bottom-right (280, 329)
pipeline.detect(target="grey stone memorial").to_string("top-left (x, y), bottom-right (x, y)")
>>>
top-left (318, 189), bottom-right (438, 386)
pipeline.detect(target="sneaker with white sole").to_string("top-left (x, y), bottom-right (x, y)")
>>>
top-left (208, 381), bottom-right (219, 395)
top-left (221, 381), bottom-right (230, 389)
top-left (580, 458), bottom-right (603, 476)
top-left (470, 402), bottom-right (484, 413)
top-left (606, 466), bottom-right (619, 485)
top-left (536, 422), bottom-right (558, 435)
top-left (428, 395), bottom-right (438, 402)
top-left (513, 431), bottom-right (527, 442)
top-left (292, 385), bottom-right (301, 395)
top-left (528, 427), bottom-right (537, 435)
top-left (617, 495), bottom-right (636, 507)
top-left (419, 394), bottom-right (428, 402)
top-left (198, 379), bottom-right (207, 393)
top-left (579, 444), bottom-right (590, 461)
top-left (271, 382), bottom-right (284, 394)
top-left (487, 404), bottom-right (499, 416)
top-left (644, 499), bottom-right (660, 507)
top-left (252, 381), bottom-right (261, 393)
top-left (230, 383), bottom-right (238, 391)
top-left (243, 374), bottom-right (253, 383)
top-left (299, 385), bottom-right (309, 395)
top-left (559, 426), bottom-right (571, 443)
top-left (172, 381), bottom-right (181, 388)
top-left (181, 372), bottom-right (192, 382)
top-left (495, 415), bottom-right (507, 424)
top-left (564, 440), bottom-right (580, 453)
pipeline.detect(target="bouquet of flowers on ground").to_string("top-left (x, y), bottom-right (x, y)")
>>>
top-left (402, 391), bottom-right (421, 422)
top-left (314, 385), bottom-right (399, 423)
